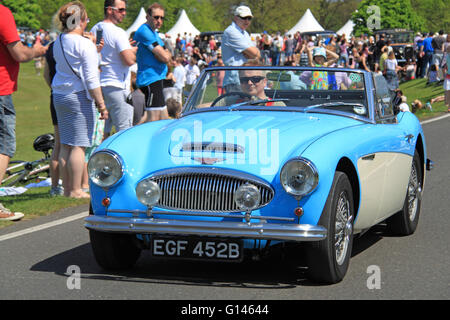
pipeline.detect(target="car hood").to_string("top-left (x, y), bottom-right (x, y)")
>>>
top-left (105, 110), bottom-right (364, 180)
top-left (161, 111), bottom-right (362, 175)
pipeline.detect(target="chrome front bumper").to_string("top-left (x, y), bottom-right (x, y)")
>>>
top-left (84, 215), bottom-right (327, 242)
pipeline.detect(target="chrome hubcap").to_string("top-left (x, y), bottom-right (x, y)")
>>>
top-left (407, 162), bottom-right (420, 222)
top-left (335, 191), bottom-right (353, 266)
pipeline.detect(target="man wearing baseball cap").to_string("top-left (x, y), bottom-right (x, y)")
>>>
top-left (222, 5), bottom-right (261, 93)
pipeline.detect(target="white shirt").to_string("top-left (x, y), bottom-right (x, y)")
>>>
top-left (173, 65), bottom-right (186, 90)
top-left (90, 21), bottom-right (132, 89)
top-left (51, 33), bottom-right (100, 97)
top-left (399, 102), bottom-right (410, 112)
top-left (185, 64), bottom-right (200, 85)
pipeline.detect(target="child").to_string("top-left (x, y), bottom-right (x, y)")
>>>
top-left (427, 64), bottom-right (439, 84)
top-left (167, 98), bottom-right (182, 119)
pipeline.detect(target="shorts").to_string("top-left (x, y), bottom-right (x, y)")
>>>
top-left (140, 80), bottom-right (167, 111)
top-left (0, 95), bottom-right (16, 158)
top-left (102, 86), bottom-right (134, 133)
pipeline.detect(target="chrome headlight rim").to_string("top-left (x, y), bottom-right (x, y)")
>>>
top-left (136, 178), bottom-right (161, 207)
top-left (280, 157), bottom-right (319, 197)
top-left (88, 149), bottom-right (124, 188)
top-left (233, 183), bottom-right (261, 212)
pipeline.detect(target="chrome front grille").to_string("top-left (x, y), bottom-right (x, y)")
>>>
top-left (150, 169), bottom-right (274, 212)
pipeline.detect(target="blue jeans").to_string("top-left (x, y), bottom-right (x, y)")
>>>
top-left (0, 95), bottom-right (16, 158)
top-left (421, 52), bottom-right (433, 78)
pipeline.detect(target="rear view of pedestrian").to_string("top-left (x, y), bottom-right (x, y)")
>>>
top-left (51, 1), bottom-right (108, 199)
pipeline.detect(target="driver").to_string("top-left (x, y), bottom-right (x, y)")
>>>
top-left (215, 61), bottom-right (286, 106)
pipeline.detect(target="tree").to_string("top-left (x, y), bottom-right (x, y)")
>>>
top-left (3, 0), bottom-right (42, 30)
top-left (352, 0), bottom-right (425, 35)
top-left (411, 0), bottom-right (450, 32)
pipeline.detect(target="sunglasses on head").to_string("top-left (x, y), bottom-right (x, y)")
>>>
top-left (239, 16), bottom-right (252, 21)
top-left (153, 15), bottom-right (165, 21)
top-left (109, 6), bottom-right (126, 13)
top-left (240, 76), bottom-right (264, 84)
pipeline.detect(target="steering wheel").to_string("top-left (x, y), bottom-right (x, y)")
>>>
top-left (210, 92), bottom-right (252, 107)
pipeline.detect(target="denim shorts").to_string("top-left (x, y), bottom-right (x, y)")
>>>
top-left (0, 95), bottom-right (16, 158)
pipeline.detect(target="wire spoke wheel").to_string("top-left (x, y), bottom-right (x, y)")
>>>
top-left (334, 191), bottom-right (353, 266)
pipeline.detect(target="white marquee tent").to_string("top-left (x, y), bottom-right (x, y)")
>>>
top-left (166, 9), bottom-right (200, 38)
top-left (337, 19), bottom-right (354, 39)
top-left (287, 9), bottom-right (324, 35)
top-left (126, 7), bottom-right (147, 37)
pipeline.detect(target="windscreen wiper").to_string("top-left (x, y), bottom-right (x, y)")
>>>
top-left (303, 102), bottom-right (366, 113)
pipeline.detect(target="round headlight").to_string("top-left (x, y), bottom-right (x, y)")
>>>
top-left (234, 184), bottom-right (261, 211)
top-left (280, 158), bottom-right (319, 197)
top-left (136, 179), bottom-right (160, 207)
top-left (88, 150), bottom-right (123, 188)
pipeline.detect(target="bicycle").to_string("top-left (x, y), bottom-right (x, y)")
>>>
top-left (1, 133), bottom-right (54, 187)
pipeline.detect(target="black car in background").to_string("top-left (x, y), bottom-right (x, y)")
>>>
top-left (374, 29), bottom-right (415, 66)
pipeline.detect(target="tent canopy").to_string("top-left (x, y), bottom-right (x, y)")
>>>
top-left (126, 7), bottom-right (147, 37)
top-left (166, 9), bottom-right (200, 38)
top-left (337, 19), bottom-right (354, 39)
top-left (287, 9), bottom-right (324, 35)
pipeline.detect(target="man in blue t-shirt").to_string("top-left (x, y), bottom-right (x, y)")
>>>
top-left (134, 3), bottom-right (172, 122)
top-left (420, 32), bottom-right (434, 78)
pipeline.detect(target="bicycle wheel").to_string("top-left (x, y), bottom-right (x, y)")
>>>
top-left (2, 161), bottom-right (29, 187)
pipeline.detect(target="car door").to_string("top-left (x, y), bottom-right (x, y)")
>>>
top-left (355, 74), bottom-right (412, 230)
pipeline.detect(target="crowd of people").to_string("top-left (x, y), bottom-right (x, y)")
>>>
top-left (1, 1), bottom-right (449, 221)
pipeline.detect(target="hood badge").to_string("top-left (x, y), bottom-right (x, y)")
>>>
top-left (192, 157), bottom-right (225, 165)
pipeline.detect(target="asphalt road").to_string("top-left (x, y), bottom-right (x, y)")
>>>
top-left (0, 116), bottom-right (449, 304)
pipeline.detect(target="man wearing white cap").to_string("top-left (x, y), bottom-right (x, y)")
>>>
top-left (222, 5), bottom-right (261, 93)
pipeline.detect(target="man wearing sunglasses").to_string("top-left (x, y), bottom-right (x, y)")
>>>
top-left (222, 5), bottom-right (261, 93)
top-left (134, 3), bottom-right (172, 122)
top-left (91, 0), bottom-right (137, 134)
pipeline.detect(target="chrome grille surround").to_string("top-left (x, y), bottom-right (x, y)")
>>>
top-left (146, 167), bottom-right (274, 212)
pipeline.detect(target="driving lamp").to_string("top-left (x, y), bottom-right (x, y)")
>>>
top-left (88, 150), bottom-right (124, 188)
top-left (136, 179), bottom-right (161, 207)
top-left (234, 184), bottom-right (261, 211)
top-left (281, 158), bottom-right (319, 197)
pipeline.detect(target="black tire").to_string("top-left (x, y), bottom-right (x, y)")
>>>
top-left (306, 171), bottom-right (354, 284)
top-left (89, 230), bottom-right (141, 270)
top-left (387, 150), bottom-right (422, 236)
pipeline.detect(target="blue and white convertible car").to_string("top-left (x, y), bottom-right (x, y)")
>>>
top-left (85, 66), bottom-right (431, 284)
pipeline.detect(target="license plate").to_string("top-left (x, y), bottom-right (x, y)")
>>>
top-left (150, 236), bottom-right (243, 262)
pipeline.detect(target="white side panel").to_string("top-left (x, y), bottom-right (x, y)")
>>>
top-left (354, 153), bottom-right (412, 231)
top-left (377, 153), bottom-right (412, 222)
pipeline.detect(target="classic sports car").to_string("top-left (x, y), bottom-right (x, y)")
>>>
top-left (85, 66), bottom-right (432, 284)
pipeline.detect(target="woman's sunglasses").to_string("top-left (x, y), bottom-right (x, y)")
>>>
top-left (240, 76), bottom-right (264, 84)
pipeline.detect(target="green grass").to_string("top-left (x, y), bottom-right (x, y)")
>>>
top-left (399, 78), bottom-right (446, 119)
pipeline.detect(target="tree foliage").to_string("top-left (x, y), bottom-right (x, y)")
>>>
top-left (2, 0), bottom-right (42, 30)
top-left (352, 0), bottom-right (426, 36)
top-left (3, 0), bottom-right (446, 35)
